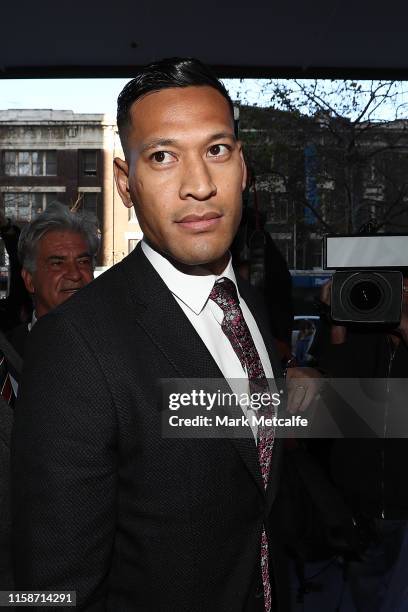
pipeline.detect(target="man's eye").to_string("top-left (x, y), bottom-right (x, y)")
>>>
top-left (151, 151), bottom-right (173, 164)
top-left (78, 258), bottom-right (91, 266)
top-left (208, 144), bottom-right (230, 158)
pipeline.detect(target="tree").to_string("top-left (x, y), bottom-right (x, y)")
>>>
top-left (234, 79), bottom-right (408, 269)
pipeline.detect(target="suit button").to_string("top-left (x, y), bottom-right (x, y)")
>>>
top-left (255, 584), bottom-right (264, 599)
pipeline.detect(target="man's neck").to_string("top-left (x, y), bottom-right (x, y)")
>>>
top-left (144, 240), bottom-right (230, 277)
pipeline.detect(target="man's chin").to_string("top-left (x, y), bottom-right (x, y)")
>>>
top-left (167, 249), bottom-right (230, 274)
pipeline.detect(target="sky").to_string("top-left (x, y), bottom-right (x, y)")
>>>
top-left (0, 79), bottom-right (130, 119)
top-left (0, 78), bottom-right (270, 119)
top-left (0, 78), bottom-right (407, 122)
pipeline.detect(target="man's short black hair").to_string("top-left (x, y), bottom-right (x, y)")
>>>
top-left (117, 57), bottom-right (235, 156)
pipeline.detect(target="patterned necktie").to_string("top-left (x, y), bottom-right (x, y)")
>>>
top-left (209, 277), bottom-right (274, 612)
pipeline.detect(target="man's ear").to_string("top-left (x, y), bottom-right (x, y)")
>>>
top-left (238, 144), bottom-right (247, 191)
top-left (21, 268), bottom-right (34, 294)
top-left (113, 157), bottom-right (133, 209)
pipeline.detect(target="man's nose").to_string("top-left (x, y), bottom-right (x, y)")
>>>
top-left (179, 157), bottom-right (217, 201)
top-left (64, 260), bottom-right (82, 281)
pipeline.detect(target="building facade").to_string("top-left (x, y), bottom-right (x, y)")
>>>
top-left (0, 109), bottom-right (142, 268)
top-left (239, 106), bottom-right (408, 272)
top-left (2, 107), bottom-right (407, 279)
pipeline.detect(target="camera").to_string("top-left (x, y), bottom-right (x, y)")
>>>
top-left (323, 235), bottom-right (408, 324)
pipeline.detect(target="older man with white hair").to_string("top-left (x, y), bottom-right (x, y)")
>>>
top-left (8, 202), bottom-right (99, 362)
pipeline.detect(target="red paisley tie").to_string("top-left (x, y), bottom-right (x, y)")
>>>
top-left (209, 277), bottom-right (274, 612)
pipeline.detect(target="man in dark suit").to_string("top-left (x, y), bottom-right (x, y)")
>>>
top-left (12, 58), bottom-right (295, 611)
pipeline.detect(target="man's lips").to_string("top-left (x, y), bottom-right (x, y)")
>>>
top-left (176, 211), bottom-right (222, 231)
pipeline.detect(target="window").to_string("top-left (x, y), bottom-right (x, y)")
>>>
top-left (3, 192), bottom-right (57, 221)
top-left (81, 150), bottom-right (98, 176)
top-left (128, 239), bottom-right (139, 254)
top-left (312, 241), bottom-right (322, 269)
top-left (81, 192), bottom-right (98, 215)
top-left (268, 194), bottom-right (288, 223)
top-left (2, 151), bottom-right (57, 176)
top-left (45, 153), bottom-right (57, 175)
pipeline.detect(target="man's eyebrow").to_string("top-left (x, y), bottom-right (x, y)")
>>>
top-left (46, 252), bottom-right (91, 262)
top-left (47, 255), bottom-right (65, 262)
top-left (140, 138), bottom-right (178, 153)
top-left (208, 131), bottom-right (237, 142)
top-left (140, 132), bottom-right (237, 153)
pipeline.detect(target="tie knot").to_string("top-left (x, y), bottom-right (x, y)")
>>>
top-left (209, 277), bottom-right (239, 312)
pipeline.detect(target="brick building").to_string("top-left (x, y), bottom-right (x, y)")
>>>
top-left (0, 109), bottom-right (142, 268)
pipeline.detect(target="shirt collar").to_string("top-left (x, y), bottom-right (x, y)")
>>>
top-left (28, 310), bottom-right (37, 332)
top-left (141, 240), bottom-right (240, 315)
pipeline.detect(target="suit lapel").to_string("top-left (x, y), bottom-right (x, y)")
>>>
top-left (120, 246), bottom-right (280, 495)
top-left (122, 245), bottom-right (223, 380)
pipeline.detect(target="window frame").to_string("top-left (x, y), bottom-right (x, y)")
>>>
top-left (2, 150), bottom-right (57, 176)
top-left (80, 150), bottom-right (98, 177)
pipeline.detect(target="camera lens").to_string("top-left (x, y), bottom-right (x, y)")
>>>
top-left (349, 280), bottom-right (382, 311)
top-left (332, 270), bottom-right (401, 323)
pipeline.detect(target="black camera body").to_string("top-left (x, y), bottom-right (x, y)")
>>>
top-left (331, 270), bottom-right (402, 324)
top-left (323, 234), bottom-right (408, 324)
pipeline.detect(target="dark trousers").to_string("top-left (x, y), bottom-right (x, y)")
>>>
top-left (347, 519), bottom-right (407, 612)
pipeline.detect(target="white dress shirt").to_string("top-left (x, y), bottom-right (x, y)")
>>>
top-left (141, 241), bottom-right (275, 437)
top-left (141, 241), bottom-right (273, 381)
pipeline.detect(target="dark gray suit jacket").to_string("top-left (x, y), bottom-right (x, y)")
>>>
top-left (12, 244), bottom-right (289, 611)
top-left (0, 330), bottom-right (22, 589)
top-left (0, 397), bottom-right (13, 588)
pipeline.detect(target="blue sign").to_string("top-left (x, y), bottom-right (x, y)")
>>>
top-left (292, 274), bottom-right (332, 288)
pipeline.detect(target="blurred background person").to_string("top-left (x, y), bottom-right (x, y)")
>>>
top-left (8, 202), bottom-right (99, 363)
top-left (0, 211), bottom-right (32, 333)
top-left (310, 277), bottom-right (408, 612)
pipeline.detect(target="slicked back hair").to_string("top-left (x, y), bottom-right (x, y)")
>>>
top-left (18, 201), bottom-right (100, 273)
top-left (116, 57), bottom-right (235, 157)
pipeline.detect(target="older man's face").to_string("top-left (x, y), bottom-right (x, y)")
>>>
top-left (22, 230), bottom-right (94, 318)
top-left (114, 85), bottom-right (246, 274)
